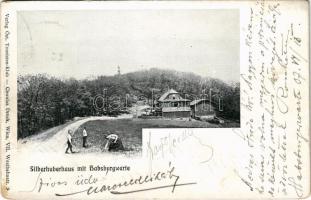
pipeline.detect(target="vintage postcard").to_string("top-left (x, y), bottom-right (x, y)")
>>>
top-left (0, 1), bottom-right (309, 199)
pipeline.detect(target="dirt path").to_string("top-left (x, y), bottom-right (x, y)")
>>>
top-left (18, 115), bottom-right (133, 155)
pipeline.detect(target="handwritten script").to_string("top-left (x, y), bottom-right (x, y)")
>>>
top-left (26, 162), bottom-right (196, 197)
top-left (236, 0), bottom-right (308, 198)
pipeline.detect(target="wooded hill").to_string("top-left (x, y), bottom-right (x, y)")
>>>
top-left (18, 68), bottom-right (240, 138)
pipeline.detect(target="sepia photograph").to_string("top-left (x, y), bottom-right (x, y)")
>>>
top-left (1, 1), bottom-right (310, 199)
top-left (17, 9), bottom-right (240, 156)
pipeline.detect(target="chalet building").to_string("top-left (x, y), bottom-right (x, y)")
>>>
top-left (158, 89), bottom-right (191, 118)
top-left (190, 99), bottom-right (216, 119)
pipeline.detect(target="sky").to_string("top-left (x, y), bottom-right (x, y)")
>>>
top-left (18, 10), bottom-right (240, 82)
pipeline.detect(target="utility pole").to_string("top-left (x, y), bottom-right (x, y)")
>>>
top-left (209, 88), bottom-right (212, 112)
top-left (103, 88), bottom-right (108, 114)
top-left (125, 94), bottom-right (128, 109)
top-left (184, 93), bottom-right (189, 108)
top-left (202, 89), bottom-right (206, 110)
top-left (119, 96), bottom-right (121, 110)
top-left (152, 89), bottom-right (153, 109)
top-left (219, 96), bottom-right (223, 111)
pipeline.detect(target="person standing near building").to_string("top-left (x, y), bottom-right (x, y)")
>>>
top-left (82, 127), bottom-right (88, 148)
top-left (65, 129), bottom-right (74, 154)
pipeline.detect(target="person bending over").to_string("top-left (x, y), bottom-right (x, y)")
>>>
top-left (103, 133), bottom-right (125, 152)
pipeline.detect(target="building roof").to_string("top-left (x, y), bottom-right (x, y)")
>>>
top-left (158, 89), bottom-right (179, 102)
top-left (160, 99), bottom-right (191, 102)
top-left (162, 107), bottom-right (191, 112)
top-left (190, 99), bottom-right (213, 106)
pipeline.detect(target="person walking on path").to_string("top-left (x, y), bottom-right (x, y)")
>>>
top-left (65, 130), bottom-right (74, 154)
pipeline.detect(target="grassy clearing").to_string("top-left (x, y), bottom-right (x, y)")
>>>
top-left (72, 119), bottom-right (142, 156)
top-left (72, 118), bottom-right (239, 155)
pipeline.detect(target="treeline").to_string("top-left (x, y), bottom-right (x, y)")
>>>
top-left (18, 68), bottom-right (240, 138)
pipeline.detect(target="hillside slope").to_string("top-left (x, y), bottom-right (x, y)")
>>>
top-left (18, 68), bottom-right (240, 138)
